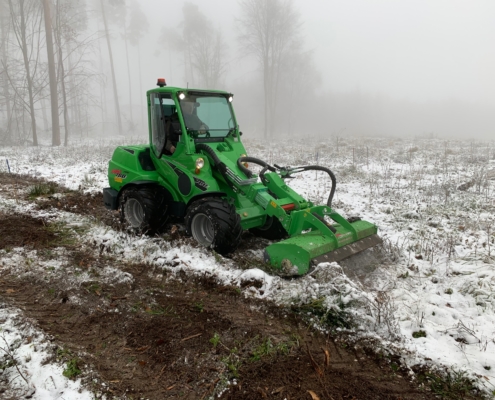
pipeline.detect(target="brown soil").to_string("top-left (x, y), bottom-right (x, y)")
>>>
top-left (0, 212), bottom-right (56, 249)
top-left (0, 173), bottom-right (480, 399)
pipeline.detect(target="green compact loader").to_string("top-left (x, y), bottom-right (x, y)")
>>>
top-left (103, 79), bottom-right (381, 275)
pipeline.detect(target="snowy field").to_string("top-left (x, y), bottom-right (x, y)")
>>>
top-left (1, 135), bottom-right (495, 398)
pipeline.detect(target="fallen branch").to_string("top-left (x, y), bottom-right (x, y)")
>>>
top-left (181, 333), bottom-right (202, 342)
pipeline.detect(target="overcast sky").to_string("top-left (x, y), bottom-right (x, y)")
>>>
top-left (140, 0), bottom-right (495, 107)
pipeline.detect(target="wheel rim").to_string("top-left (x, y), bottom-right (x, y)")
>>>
top-left (124, 198), bottom-right (144, 228)
top-left (191, 213), bottom-right (215, 246)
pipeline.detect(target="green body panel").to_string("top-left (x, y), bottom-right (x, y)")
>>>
top-left (107, 84), bottom-right (381, 275)
top-left (108, 146), bottom-right (162, 193)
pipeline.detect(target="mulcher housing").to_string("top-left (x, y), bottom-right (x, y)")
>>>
top-left (103, 82), bottom-right (381, 275)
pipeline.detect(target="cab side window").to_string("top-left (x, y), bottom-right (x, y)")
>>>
top-left (150, 94), bottom-right (175, 157)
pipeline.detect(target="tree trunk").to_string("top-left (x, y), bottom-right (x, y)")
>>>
top-left (65, 40), bottom-right (76, 135)
top-left (42, 0), bottom-right (61, 146)
top-left (40, 97), bottom-right (49, 133)
top-left (16, 0), bottom-right (38, 145)
top-left (123, 23), bottom-right (133, 129)
top-left (100, 0), bottom-right (123, 134)
top-left (0, 6), bottom-right (12, 143)
top-left (263, 55), bottom-right (269, 138)
top-left (96, 25), bottom-right (106, 131)
top-left (137, 44), bottom-right (144, 129)
top-left (55, 0), bottom-right (69, 146)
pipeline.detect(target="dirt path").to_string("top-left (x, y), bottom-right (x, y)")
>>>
top-left (0, 173), bottom-right (475, 399)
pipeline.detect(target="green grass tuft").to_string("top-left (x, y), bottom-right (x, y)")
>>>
top-left (28, 182), bottom-right (57, 198)
top-left (417, 368), bottom-right (485, 399)
top-left (210, 333), bottom-right (221, 348)
top-left (291, 297), bottom-right (353, 330)
top-left (63, 358), bottom-right (81, 379)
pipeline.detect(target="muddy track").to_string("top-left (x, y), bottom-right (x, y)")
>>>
top-left (0, 172), bottom-right (450, 399)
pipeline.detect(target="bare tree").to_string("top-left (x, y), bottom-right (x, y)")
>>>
top-left (53, 0), bottom-right (93, 145)
top-left (0, 0), bottom-right (12, 144)
top-left (160, 2), bottom-right (227, 89)
top-left (99, 0), bottom-right (123, 134)
top-left (7, 0), bottom-right (43, 145)
top-left (278, 48), bottom-right (321, 136)
top-left (63, 7), bottom-right (93, 141)
top-left (191, 29), bottom-right (226, 89)
top-left (237, 0), bottom-right (302, 137)
top-left (42, 0), bottom-right (61, 146)
top-left (126, 0), bottom-right (148, 127)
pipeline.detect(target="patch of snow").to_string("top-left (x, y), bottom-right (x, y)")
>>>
top-left (0, 304), bottom-right (93, 399)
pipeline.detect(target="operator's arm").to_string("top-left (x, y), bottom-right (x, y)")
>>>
top-left (164, 139), bottom-right (175, 154)
top-left (196, 115), bottom-right (209, 133)
top-left (164, 118), bottom-right (176, 154)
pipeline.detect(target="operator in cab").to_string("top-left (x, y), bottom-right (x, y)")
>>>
top-left (166, 100), bottom-right (208, 154)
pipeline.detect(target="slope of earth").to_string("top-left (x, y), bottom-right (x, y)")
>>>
top-left (0, 176), bottom-right (442, 400)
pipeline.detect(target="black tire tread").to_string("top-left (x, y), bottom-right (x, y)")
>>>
top-left (120, 186), bottom-right (169, 234)
top-left (185, 197), bottom-right (242, 255)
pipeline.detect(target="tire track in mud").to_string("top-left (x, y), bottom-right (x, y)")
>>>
top-left (0, 172), bottom-right (462, 399)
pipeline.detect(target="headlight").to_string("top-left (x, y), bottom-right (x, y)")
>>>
top-left (241, 154), bottom-right (248, 168)
top-left (195, 158), bottom-right (205, 169)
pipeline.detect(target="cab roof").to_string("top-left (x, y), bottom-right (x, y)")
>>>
top-left (146, 86), bottom-right (230, 96)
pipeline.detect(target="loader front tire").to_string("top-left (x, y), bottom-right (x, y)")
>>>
top-left (185, 198), bottom-right (242, 255)
top-left (120, 186), bottom-right (169, 234)
top-left (250, 216), bottom-right (288, 240)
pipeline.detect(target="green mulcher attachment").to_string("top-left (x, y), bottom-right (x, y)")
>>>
top-left (233, 159), bottom-right (382, 275)
top-left (264, 215), bottom-right (381, 275)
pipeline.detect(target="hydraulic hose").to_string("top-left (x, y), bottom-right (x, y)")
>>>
top-left (237, 157), bottom-right (276, 179)
top-left (295, 165), bottom-right (337, 208)
top-left (196, 144), bottom-right (234, 189)
top-left (237, 156), bottom-right (337, 208)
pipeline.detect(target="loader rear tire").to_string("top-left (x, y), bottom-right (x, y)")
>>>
top-left (185, 198), bottom-right (242, 255)
top-left (250, 216), bottom-right (287, 240)
top-left (120, 186), bottom-right (169, 234)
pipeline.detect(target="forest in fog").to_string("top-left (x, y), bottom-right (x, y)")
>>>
top-left (0, 0), bottom-right (494, 146)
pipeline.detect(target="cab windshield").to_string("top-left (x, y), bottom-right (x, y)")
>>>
top-left (179, 93), bottom-right (236, 138)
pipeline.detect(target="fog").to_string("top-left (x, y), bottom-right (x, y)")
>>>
top-left (1, 0), bottom-right (494, 145)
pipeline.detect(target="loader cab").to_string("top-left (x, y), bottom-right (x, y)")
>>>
top-left (148, 87), bottom-right (240, 159)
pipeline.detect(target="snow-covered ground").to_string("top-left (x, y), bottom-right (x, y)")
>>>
top-left (0, 304), bottom-right (94, 400)
top-left (1, 135), bottom-right (495, 397)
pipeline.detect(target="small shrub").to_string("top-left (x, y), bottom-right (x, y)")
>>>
top-left (250, 338), bottom-right (274, 361)
top-left (210, 333), bottom-right (221, 348)
top-left (275, 342), bottom-right (291, 355)
top-left (221, 354), bottom-right (241, 378)
top-left (29, 182), bottom-right (57, 198)
top-left (417, 368), bottom-right (484, 399)
top-left (291, 297), bottom-right (353, 330)
top-left (412, 330), bottom-right (427, 338)
top-left (63, 358), bottom-right (81, 379)
top-left (444, 288), bottom-right (453, 295)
